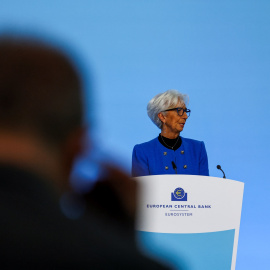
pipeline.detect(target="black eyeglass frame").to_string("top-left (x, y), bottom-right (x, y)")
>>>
top-left (162, 107), bottom-right (191, 116)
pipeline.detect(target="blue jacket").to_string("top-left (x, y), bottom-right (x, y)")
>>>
top-left (132, 137), bottom-right (209, 177)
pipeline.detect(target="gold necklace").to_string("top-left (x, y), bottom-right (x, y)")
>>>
top-left (160, 135), bottom-right (179, 150)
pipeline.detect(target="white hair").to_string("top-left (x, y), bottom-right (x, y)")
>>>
top-left (147, 89), bottom-right (189, 129)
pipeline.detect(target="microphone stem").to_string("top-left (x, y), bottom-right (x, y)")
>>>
top-left (217, 165), bottom-right (226, 179)
top-left (221, 168), bottom-right (226, 179)
top-left (171, 161), bottom-right (177, 174)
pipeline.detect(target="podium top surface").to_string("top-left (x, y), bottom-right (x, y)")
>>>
top-left (133, 174), bottom-right (244, 185)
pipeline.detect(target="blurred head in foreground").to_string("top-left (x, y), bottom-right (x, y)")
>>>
top-left (0, 34), bottom-right (173, 270)
top-left (0, 36), bottom-right (85, 189)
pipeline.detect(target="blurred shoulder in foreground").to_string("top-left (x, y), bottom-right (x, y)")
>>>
top-left (0, 35), bottom-right (170, 269)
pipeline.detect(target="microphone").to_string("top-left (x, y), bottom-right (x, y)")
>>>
top-left (217, 165), bottom-right (226, 179)
top-left (172, 161), bottom-right (177, 174)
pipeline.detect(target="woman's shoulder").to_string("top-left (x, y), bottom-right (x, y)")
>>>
top-left (133, 137), bottom-right (159, 150)
top-left (181, 136), bottom-right (206, 149)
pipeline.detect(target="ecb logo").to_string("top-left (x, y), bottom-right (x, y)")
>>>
top-left (171, 187), bottom-right (187, 201)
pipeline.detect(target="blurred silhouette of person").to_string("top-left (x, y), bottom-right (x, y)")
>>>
top-left (0, 36), bottom-right (170, 269)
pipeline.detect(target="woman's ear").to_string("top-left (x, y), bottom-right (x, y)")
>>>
top-left (158, 112), bottom-right (166, 123)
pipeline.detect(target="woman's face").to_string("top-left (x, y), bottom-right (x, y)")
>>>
top-left (159, 102), bottom-right (188, 137)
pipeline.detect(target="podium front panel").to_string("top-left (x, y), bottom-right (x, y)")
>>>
top-left (135, 175), bottom-right (244, 270)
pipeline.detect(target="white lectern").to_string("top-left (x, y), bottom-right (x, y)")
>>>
top-left (135, 175), bottom-right (244, 270)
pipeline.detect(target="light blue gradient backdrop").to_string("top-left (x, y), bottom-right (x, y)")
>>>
top-left (1, 1), bottom-right (269, 269)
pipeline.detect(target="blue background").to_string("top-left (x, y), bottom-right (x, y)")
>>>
top-left (0, 1), bottom-right (269, 269)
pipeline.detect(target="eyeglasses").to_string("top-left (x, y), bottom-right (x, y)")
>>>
top-left (163, 107), bottom-right (191, 117)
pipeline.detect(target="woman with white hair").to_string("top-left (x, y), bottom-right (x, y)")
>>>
top-left (132, 89), bottom-right (209, 177)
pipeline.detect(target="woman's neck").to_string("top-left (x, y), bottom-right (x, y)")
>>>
top-left (160, 130), bottom-right (179, 139)
top-left (158, 134), bottom-right (182, 150)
